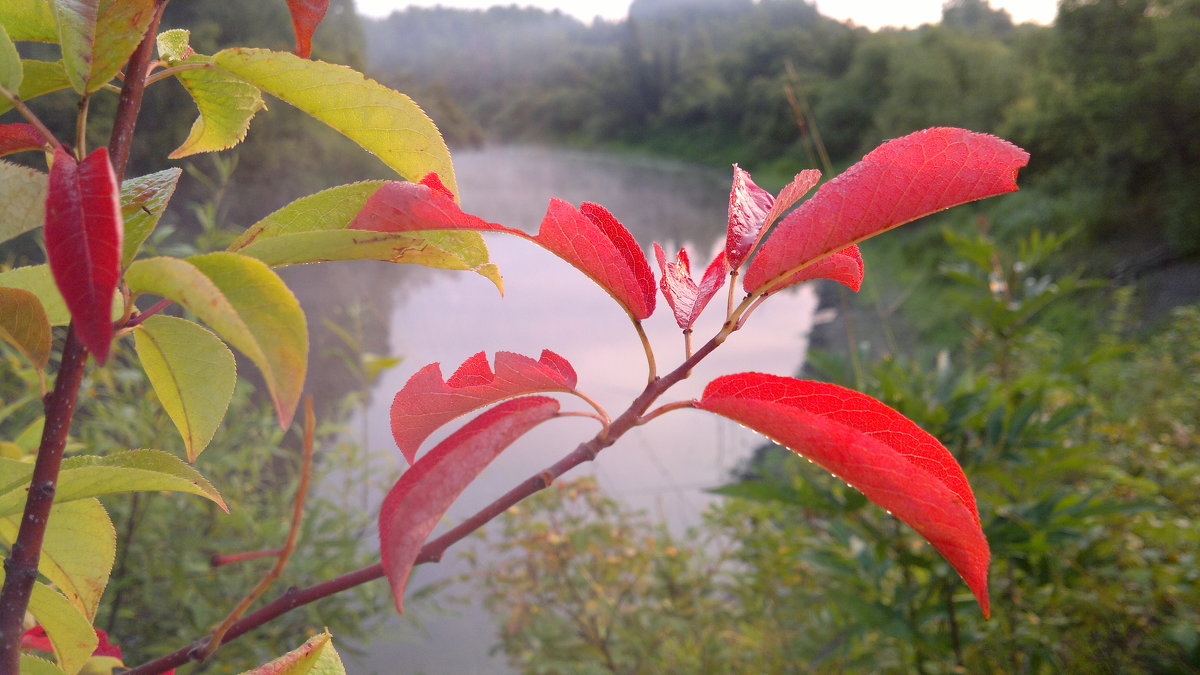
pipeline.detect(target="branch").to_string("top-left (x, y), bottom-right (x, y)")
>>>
top-left (107, 0), bottom-right (168, 181)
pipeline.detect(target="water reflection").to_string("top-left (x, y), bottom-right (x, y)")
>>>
top-left (313, 146), bottom-right (818, 673)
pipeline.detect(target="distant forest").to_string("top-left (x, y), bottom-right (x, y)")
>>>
top-left (363, 0), bottom-right (1200, 271)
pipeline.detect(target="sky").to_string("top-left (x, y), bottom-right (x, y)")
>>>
top-left (353, 0), bottom-right (1059, 29)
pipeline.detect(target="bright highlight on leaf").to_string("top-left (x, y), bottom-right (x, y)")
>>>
top-left (745, 127), bottom-right (1030, 294)
top-left (236, 179), bottom-right (500, 290)
top-left (390, 350), bottom-right (577, 463)
top-left (213, 48), bottom-right (458, 195)
top-left (243, 630), bottom-right (346, 674)
top-left (43, 147), bottom-right (122, 363)
top-left (696, 372), bottom-right (990, 616)
top-left (284, 0), bottom-right (329, 59)
top-left (380, 396), bottom-right (560, 612)
top-left (653, 243), bottom-right (726, 331)
top-left (133, 315), bottom-right (237, 462)
top-left (125, 253), bottom-right (307, 429)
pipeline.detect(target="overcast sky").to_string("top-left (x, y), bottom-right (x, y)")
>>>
top-left (353, 0), bottom-right (1059, 29)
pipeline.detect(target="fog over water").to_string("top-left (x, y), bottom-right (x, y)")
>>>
top-left (303, 146), bottom-right (820, 673)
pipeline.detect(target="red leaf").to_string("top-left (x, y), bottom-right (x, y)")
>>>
top-left (284, 0), bottom-right (329, 58)
top-left (696, 372), bottom-right (990, 616)
top-left (653, 243), bottom-right (727, 330)
top-left (0, 123), bottom-right (50, 158)
top-left (761, 244), bottom-right (864, 294)
top-left (379, 396), bottom-right (560, 612)
top-left (44, 147), bottom-right (123, 363)
top-left (536, 200), bottom-right (657, 320)
top-left (390, 350), bottom-right (577, 463)
top-left (354, 176), bottom-right (657, 320)
top-left (725, 166), bottom-right (821, 270)
top-left (20, 625), bottom-right (124, 660)
top-left (745, 128), bottom-right (1029, 294)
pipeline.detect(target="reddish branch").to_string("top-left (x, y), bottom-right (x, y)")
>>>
top-left (126, 333), bottom-right (725, 674)
top-left (0, 6), bottom-right (167, 669)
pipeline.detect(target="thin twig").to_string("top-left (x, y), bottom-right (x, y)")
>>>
top-left (632, 319), bottom-right (657, 383)
top-left (200, 397), bottom-right (317, 660)
top-left (210, 549), bottom-right (284, 568)
top-left (144, 61), bottom-right (214, 86)
top-left (0, 85), bottom-right (65, 153)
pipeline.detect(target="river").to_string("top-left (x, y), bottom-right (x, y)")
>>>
top-left (299, 146), bottom-right (820, 673)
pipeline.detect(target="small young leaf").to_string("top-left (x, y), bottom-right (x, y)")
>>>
top-left (0, 60), bottom-right (72, 115)
top-left (213, 48), bottom-right (457, 195)
top-left (0, 1), bottom-right (57, 42)
top-left (390, 350), bottom-right (577, 463)
top-left (44, 147), bottom-right (122, 363)
top-left (696, 372), bottom-right (990, 616)
top-left (0, 160), bottom-right (47, 244)
top-left (52, 0), bottom-right (157, 93)
top-left (0, 264), bottom-right (121, 326)
top-left (380, 396), bottom-right (560, 612)
top-left (0, 497), bottom-right (116, 621)
top-left (0, 123), bottom-right (48, 157)
top-left (154, 27), bottom-right (190, 63)
top-left (0, 449), bottom-right (227, 516)
top-left (231, 181), bottom-right (500, 289)
top-left (243, 630), bottom-right (345, 674)
top-left (653, 244), bottom-right (726, 331)
top-left (120, 167), bottom-right (181, 267)
top-left (133, 315), bottom-right (236, 462)
top-left (0, 23), bottom-right (23, 91)
top-left (0, 286), bottom-right (52, 370)
top-left (745, 128), bottom-right (1029, 294)
top-left (168, 55), bottom-right (266, 159)
top-left (726, 166), bottom-right (821, 271)
top-left (125, 253), bottom-right (307, 429)
top-left (284, 0), bottom-right (328, 59)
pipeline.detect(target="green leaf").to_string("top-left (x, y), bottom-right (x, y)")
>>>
top-left (134, 315), bottom-right (236, 462)
top-left (0, 449), bottom-right (228, 516)
top-left (0, 264), bottom-right (122, 326)
top-left (242, 631), bottom-right (347, 675)
top-left (120, 167), bottom-right (181, 267)
top-left (155, 27), bottom-right (189, 63)
top-left (213, 48), bottom-right (457, 196)
top-left (0, 159), bottom-right (47, 244)
top-left (52, 0), bottom-right (157, 94)
top-left (0, 286), bottom-right (52, 369)
top-left (0, 0), bottom-right (57, 42)
top-left (0, 59), bottom-right (71, 114)
top-left (0, 566), bottom-right (98, 675)
top-left (0, 24), bottom-right (22, 91)
top-left (229, 181), bottom-right (500, 288)
top-left (0, 498), bottom-right (115, 621)
top-left (125, 253), bottom-right (307, 429)
top-left (168, 54), bottom-right (265, 158)
top-left (20, 655), bottom-right (67, 675)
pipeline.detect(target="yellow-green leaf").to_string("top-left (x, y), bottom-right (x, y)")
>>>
top-left (0, 160), bottom-right (47, 244)
top-left (120, 167), bottom-right (181, 267)
top-left (0, 24), bottom-right (22, 91)
top-left (0, 568), bottom-right (98, 675)
top-left (0, 498), bottom-right (115, 621)
top-left (155, 27), bottom-right (188, 63)
top-left (0, 0), bottom-right (57, 42)
top-left (125, 253), bottom-right (307, 429)
top-left (0, 264), bottom-right (122, 326)
top-left (0, 59), bottom-right (71, 114)
top-left (20, 655), bottom-right (68, 675)
top-left (229, 181), bottom-right (500, 288)
top-left (242, 631), bottom-right (346, 675)
top-left (213, 48), bottom-right (457, 196)
top-left (52, 0), bottom-right (157, 94)
top-left (0, 449), bottom-right (227, 516)
top-left (168, 54), bottom-right (265, 158)
top-left (0, 286), bottom-right (51, 369)
top-left (134, 315), bottom-right (236, 462)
